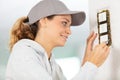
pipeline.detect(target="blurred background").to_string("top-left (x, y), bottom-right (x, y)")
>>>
top-left (0, 0), bottom-right (89, 80)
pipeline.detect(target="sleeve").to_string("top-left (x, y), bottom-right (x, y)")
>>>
top-left (6, 45), bottom-right (52, 80)
top-left (71, 62), bottom-right (98, 80)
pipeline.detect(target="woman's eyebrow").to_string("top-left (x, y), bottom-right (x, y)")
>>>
top-left (62, 18), bottom-right (71, 23)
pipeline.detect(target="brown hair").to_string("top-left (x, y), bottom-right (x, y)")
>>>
top-left (9, 17), bottom-right (38, 51)
top-left (9, 15), bottom-right (55, 52)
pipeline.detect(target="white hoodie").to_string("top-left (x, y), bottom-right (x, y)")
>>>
top-left (6, 39), bottom-right (97, 80)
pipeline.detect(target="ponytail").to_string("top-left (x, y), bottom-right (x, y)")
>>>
top-left (9, 17), bottom-right (38, 52)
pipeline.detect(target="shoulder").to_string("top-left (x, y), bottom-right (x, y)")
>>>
top-left (10, 39), bottom-right (41, 61)
top-left (12, 40), bottom-right (35, 54)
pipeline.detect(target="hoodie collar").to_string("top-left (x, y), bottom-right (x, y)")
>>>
top-left (18, 39), bottom-right (56, 74)
top-left (18, 39), bottom-right (51, 60)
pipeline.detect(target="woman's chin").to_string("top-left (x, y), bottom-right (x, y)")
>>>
top-left (56, 43), bottom-right (66, 47)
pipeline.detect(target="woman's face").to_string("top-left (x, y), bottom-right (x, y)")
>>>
top-left (43, 14), bottom-right (72, 47)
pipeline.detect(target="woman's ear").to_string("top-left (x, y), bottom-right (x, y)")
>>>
top-left (39, 18), bottom-right (47, 28)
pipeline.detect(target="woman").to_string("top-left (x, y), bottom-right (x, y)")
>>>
top-left (6, 0), bottom-right (110, 80)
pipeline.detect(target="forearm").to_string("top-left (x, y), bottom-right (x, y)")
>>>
top-left (71, 62), bottom-right (98, 80)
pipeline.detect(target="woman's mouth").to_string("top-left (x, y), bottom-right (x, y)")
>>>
top-left (60, 35), bottom-right (68, 41)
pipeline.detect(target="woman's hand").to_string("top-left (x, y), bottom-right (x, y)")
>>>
top-left (82, 32), bottom-right (110, 67)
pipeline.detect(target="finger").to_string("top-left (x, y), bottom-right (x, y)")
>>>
top-left (86, 32), bottom-right (94, 51)
top-left (104, 47), bottom-right (110, 57)
top-left (103, 45), bottom-right (109, 51)
top-left (88, 32), bottom-right (97, 44)
top-left (87, 31), bottom-right (94, 43)
top-left (87, 33), bottom-right (97, 49)
top-left (90, 33), bottom-right (97, 44)
top-left (100, 42), bottom-right (107, 48)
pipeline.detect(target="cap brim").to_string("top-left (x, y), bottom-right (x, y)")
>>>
top-left (56, 11), bottom-right (86, 26)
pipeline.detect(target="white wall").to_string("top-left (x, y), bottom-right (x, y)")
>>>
top-left (89, 0), bottom-right (120, 80)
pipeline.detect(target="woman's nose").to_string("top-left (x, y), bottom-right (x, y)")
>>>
top-left (65, 27), bottom-right (71, 35)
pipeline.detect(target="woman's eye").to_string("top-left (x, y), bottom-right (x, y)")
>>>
top-left (62, 21), bottom-right (67, 26)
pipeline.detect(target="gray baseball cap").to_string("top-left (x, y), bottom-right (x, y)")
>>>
top-left (28, 0), bottom-right (86, 26)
